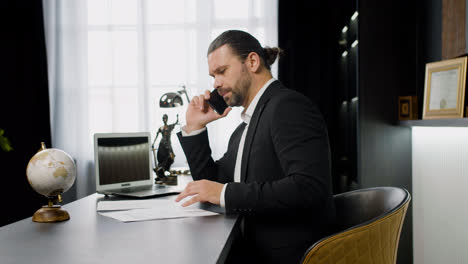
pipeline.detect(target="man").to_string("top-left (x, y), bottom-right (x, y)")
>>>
top-left (175, 30), bottom-right (336, 263)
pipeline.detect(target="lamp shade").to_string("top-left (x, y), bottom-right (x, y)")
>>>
top-left (159, 92), bottom-right (183, 108)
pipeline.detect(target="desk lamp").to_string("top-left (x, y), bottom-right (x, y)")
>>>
top-left (152, 85), bottom-right (190, 184)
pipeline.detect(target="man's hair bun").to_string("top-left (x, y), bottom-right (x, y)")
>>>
top-left (263, 47), bottom-right (284, 67)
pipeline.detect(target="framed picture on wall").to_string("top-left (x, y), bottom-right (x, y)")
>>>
top-left (423, 56), bottom-right (467, 119)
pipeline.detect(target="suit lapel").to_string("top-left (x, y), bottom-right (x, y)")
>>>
top-left (240, 80), bottom-right (281, 182)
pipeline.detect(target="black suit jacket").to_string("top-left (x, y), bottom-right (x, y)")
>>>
top-left (177, 80), bottom-right (336, 263)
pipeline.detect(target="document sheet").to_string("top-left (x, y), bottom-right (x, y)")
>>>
top-left (97, 198), bottom-right (218, 222)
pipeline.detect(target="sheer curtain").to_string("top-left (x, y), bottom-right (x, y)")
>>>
top-left (42, 0), bottom-right (278, 200)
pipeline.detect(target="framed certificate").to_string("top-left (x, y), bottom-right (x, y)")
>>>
top-left (423, 57), bottom-right (467, 119)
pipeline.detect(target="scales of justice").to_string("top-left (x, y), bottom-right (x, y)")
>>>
top-left (152, 85), bottom-right (190, 185)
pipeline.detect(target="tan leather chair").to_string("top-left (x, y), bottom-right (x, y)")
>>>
top-left (301, 187), bottom-right (411, 264)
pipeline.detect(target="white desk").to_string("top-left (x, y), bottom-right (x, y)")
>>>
top-left (0, 176), bottom-right (240, 264)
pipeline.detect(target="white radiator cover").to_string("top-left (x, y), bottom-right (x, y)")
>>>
top-left (412, 127), bottom-right (468, 264)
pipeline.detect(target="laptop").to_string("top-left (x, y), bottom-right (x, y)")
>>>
top-left (94, 132), bottom-right (181, 198)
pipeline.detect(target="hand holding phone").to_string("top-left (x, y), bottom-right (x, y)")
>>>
top-left (184, 89), bottom-right (230, 133)
top-left (207, 89), bottom-right (228, 115)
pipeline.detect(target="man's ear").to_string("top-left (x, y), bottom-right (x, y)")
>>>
top-left (246, 52), bottom-right (261, 73)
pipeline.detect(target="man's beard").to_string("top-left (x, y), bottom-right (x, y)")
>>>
top-left (226, 65), bottom-right (251, 107)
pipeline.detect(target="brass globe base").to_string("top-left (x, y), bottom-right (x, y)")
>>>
top-left (32, 205), bottom-right (70, 223)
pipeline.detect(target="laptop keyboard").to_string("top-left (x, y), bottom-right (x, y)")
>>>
top-left (116, 185), bottom-right (168, 193)
top-left (103, 184), bottom-right (180, 198)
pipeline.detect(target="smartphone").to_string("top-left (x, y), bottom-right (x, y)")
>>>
top-left (207, 89), bottom-right (228, 115)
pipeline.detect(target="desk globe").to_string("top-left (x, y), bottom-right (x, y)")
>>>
top-left (26, 142), bottom-right (76, 222)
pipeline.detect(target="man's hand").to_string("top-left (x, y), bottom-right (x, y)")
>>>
top-left (175, 179), bottom-right (224, 207)
top-left (185, 90), bottom-right (231, 133)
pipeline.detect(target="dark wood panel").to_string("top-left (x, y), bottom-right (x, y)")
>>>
top-left (442, 0), bottom-right (466, 59)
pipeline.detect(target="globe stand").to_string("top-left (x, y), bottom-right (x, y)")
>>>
top-left (32, 194), bottom-right (70, 223)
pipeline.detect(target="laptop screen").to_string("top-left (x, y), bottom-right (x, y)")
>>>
top-left (96, 135), bottom-right (151, 185)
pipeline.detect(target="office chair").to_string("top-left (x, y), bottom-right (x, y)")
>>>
top-left (300, 187), bottom-right (411, 264)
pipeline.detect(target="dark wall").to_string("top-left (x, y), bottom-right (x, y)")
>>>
top-left (0, 0), bottom-right (51, 227)
top-left (419, 0), bottom-right (442, 118)
top-left (278, 1), bottom-right (338, 122)
top-left (279, 0), bottom-right (422, 263)
top-left (278, 1), bottom-right (353, 194)
top-left (426, 0), bottom-right (442, 63)
top-left (358, 0), bottom-right (422, 263)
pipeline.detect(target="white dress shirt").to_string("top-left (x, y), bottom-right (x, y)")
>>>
top-left (182, 78), bottom-right (276, 208)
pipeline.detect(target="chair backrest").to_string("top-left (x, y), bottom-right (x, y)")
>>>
top-left (335, 186), bottom-right (409, 231)
top-left (301, 186), bottom-right (411, 264)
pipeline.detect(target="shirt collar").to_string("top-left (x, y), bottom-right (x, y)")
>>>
top-left (241, 78), bottom-right (275, 124)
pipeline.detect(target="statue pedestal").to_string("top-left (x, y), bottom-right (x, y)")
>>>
top-left (155, 174), bottom-right (178, 186)
top-left (32, 205), bottom-right (70, 223)
top-left (162, 175), bottom-right (178, 185)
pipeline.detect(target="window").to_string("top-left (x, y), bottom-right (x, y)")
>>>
top-left (85, 0), bottom-right (277, 165)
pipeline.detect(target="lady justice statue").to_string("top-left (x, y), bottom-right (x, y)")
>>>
top-left (151, 114), bottom-right (179, 182)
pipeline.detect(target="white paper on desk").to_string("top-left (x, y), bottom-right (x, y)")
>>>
top-left (99, 207), bottom-right (218, 222)
top-left (97, 199), bottom-right (177, 212)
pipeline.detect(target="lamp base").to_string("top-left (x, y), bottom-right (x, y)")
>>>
top-left (32, 205), bottom-right (70, 223)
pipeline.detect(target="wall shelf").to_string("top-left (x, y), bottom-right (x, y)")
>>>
top-left (399, 118), bottom-right (468, 127)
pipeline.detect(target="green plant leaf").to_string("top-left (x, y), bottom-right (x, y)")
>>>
top-left (0, 129), bottom-right (13, 152)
